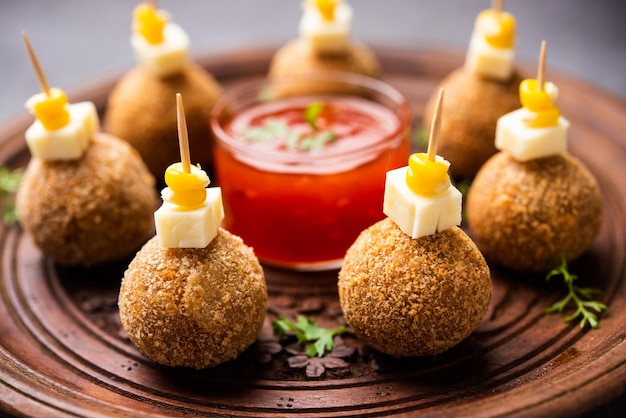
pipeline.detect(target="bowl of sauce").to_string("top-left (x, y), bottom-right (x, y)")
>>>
top-left (211, 73), bottom-right (411, 270)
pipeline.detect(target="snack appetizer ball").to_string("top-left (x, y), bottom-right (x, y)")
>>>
top-left (17, 134), bottom-right (156, 266)
top-left (467, 153), bottom-right (602, 272)
top-left (119, 95), bottom-right (267, 369)
top-left (269, 0), bottom-right (380, 89)
top-left (467, 42), bottom-right (603, 272)
top-left (423, 2), bottom-right (521, 179)
top-left (119, 230), bottom-right (266, 369)
top-left (339, 90), bottom-right (491, 357)
top-left (16, 34), bottom-right (157, 267)
top-left (105, 2), bottom-right (222, 180)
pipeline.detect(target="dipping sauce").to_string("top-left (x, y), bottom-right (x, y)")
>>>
top-left (211, 74), bottom-right (410, 270)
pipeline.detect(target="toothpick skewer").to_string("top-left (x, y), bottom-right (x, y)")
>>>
top-left (427, 88), bottom-right (445, 162)
top-left (21, 31), bottom-right (51, 96)
top-left (176, 93), bottom-right (191, 173)
top-left (148, 0), bottom-right (158, 8)
top-left (492, 0), bottom-right (503, 12)
top-left (537, 40), bottom-right (547, 91)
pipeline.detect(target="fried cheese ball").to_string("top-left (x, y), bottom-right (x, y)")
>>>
top-left (338, 218), bottom-right (491, 357)
top-left (268, 38), bottom-right (379, 95)
top-left (104, 63), bottom-right (222, 180)
top-left (467, 152), bottom-right (603, 272)
top-left (118, 230), bottom-right (267, 369)
top-left (16, 133), bottom-right (157, 267)
top-left (423, 67), bottom-right (523, 179)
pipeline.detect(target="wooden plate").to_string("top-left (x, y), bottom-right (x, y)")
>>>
top-left (1, 48), bottom-right (625, 417)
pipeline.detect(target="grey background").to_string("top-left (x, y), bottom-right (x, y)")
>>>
top-left (0, 1), bottom-right (624, 416)
top-left (1, 0), bottom-right (625, 125)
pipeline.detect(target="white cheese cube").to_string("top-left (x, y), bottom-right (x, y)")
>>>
top-left (154, 187), bottom-right (224, 248)
top-left (299, 2), bottom-right (353, 54)
top-left (24, 101), bottom-right (99, 161)
top-left (383, 167), bottom-right (462, 239)
top-left (465, 32), bottom-right (515, 81)
top-left (495, 108), bottom-right (570, 162)
top-left (131, 22), bottom-right (190, 77)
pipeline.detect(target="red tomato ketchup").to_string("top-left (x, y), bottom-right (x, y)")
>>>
top-left (211, 75), bottom-right (411, 270)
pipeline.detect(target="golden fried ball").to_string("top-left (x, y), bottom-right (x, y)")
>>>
top-left (467, 152), bottom-right (603, 272)
top-left (423, 67), bottom-right (523, 179)
top-left (338, 218), bottom-right (491, 357)
top-left (16, 133), bottom-right (157, 267)
top-left (118, 230), bottom-right (267, 369)
top-left (104, 63), bottom-right (222, 180)
top-left (268, 39), bottom-right (380, 96)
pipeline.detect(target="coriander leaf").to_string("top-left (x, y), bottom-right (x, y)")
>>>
top-left (0, 166), bottom-right (23, 226)
top-left (272, 316), bottom-right (296, 339)
top-left (304, 101), bottom-right (324, 131)
top-left (414, 126), bottom-right (429, 151)
top-left (298, 131), bottom-right (337, 151)
top-left (272, 315), bottom-right (347, 357)
top-left (452, 178), bottom-right (472, 199)
top-left (242, 111), bottom-right (337, 152)
top-left (284, 130), bottom-right (301, 150)
top-left (242, 118), bottom-right (289, 142)
top-left (0, 166), bottom-right (23, 193)
top-left (544, 255), bottom-right (607, 329)
top-left (3, 204), bottom-right (18, 225)
top-left (312, 131), bottom-right (336, 149)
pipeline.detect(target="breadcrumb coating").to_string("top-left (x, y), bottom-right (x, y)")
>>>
top-left (338, 218), bottom-right (491, 357)
top-left (269, 38), bottom-right (380, 95)
top-left (467, 152), bottom-right (603, 272)
top-left (104, 63), bottom-right (222, 180)
top-left (423, 67), bottom-right (523, 179)
top-left (118, 230), bottom-right (267, 369)
top-left (16, 133), bottom-right (157, 266)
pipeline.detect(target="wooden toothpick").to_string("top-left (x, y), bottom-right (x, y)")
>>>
top-left (148, 0), bottom-right (158, 8)
top-left (492, 0), bottom-right (503, 12)
top-left (427, 88), bottom-right (445, 162)
top-left (21, 31), bottom-right (51, 96)
top-left (176, 93), bottom-right (191, 173)
top-left (537, 40), bottom-right (547, 91)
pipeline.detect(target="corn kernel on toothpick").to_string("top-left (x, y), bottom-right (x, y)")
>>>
top-left (154, 93), bottom-right (223, 249)
top-left (22, 32), bottom-right (98, 161)
top-left (16, 33), bottom-right (157, 267)
top-left (384, 89), bottom-right (462, 239)
top-left (495, 40), bottom-right (568, 161)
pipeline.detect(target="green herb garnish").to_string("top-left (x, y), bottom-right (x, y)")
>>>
top-left (544, 255), bottom-right (607, 329)
top-left (414, 125), bottom-right (429, 151)
top-left (298, 131), bottom-right (337, 151)
top-left (273, 315), bottom-right (347, 357)
top-left (304, 101), bottom-right (324, 131)
top-left (241, 105), bottom-right (337, 152)
top-left (242, 118), bottom-right (290, 143)
top-left (452, 178), bottom-right (472, 199)
top-left (0, 166), bottom-right (23, 225)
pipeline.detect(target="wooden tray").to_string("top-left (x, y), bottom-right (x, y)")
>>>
top-left (1, 48), bottom-right (625, 417)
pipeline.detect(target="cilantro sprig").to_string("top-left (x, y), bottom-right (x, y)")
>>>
top-left (414, 125), bottom-right (429, 151)
top-left (241, 101), bottom-right (336, 152)
top-left (0, 166), bottom-right (23, 225)
top-left (304, 101), bottom-right (324, 131)
top-left (544, 255), bottom-right (607, 329)
top-left (273, 315), bottom-right (347, 357)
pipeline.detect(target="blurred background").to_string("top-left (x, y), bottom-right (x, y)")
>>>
top-left (0, 0), bottom-right (625, 124)
top-left (0, 1), bottom-right (625, 416)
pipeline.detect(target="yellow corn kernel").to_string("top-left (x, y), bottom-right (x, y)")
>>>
top-left (519, 79), bottom-right (560, 127)
top-left (316, 0), bottom-right (337, 21)
top-left (33, 88), bottom-right (70, 131)
top-left (164, 162), bottom-right (210, 208)
top-left (133, 3), bottom-right (167, 45)
top-left (478, 9), bottom-right (516, 49)
top-left (406, 153), bottom-right (450, 196)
